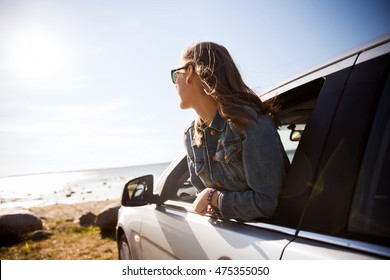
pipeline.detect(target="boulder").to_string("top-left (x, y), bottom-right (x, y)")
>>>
top-left (95, 203), bottom-right (120, 231)
top-left (79, 212), bottom-right (96, 227)
top-left (0, 209), bottom-right (42, 245)
top-left (30, 230), bottom-right (53, 241)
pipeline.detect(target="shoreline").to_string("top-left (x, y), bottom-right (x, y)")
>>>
top-left (26, 199), bottom-right (120, 221)
top-left (0, 162), bottom-right (170, 210)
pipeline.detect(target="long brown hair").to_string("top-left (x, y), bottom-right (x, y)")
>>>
top-left (182, 42), bottom-right (279, 145)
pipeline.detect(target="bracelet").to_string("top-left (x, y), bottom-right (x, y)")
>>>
top-left (207, 189), bottom-right (217, 206)
top-left (207, 189), bottom-right (221, 217)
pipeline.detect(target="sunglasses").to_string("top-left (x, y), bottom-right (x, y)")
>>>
top-left (170, 65), bottom-right (188, 84)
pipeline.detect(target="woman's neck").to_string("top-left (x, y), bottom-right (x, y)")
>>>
top-left (193, 95), bottom-right (218, 126)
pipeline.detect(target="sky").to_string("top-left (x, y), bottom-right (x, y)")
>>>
top-left (0, 0), bottom-right (389, 177)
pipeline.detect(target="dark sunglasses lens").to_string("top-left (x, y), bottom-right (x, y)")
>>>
top-left (172, 72), bottom-right (178, 84)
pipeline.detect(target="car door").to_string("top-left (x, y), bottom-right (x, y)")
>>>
top-left (139, 155), bottom-right (295, 260)
top-left (282, 41), bottom-right (390, 259)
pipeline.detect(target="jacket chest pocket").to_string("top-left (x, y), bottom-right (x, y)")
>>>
top-left (215, 139), bottom-right (241, 162)
top-left (214, 140), bottom-right (246, 183)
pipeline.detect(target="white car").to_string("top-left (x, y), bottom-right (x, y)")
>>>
top-left (116, 34), bottom-right (390, 260)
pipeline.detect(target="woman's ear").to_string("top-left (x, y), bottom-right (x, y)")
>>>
top-left (186, 65), bottom-right (194, 84)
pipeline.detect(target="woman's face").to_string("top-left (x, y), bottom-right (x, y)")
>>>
top-left (175, 60), bottom-right (195, 110)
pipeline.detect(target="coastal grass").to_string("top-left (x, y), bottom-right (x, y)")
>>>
top-left (0, 218), bottom-right (117, 260)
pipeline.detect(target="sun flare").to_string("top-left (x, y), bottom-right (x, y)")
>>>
top-left (12, 32), bottom-right (66, 79)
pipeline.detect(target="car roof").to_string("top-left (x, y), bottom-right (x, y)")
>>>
top-left (260, 32), bottom-right (390, 101)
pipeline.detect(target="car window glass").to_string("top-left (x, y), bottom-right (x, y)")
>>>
top-left (348, 71), bottom-right (390, 245)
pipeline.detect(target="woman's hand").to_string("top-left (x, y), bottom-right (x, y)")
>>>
top-left (193, 188), bottom-right (219, 216)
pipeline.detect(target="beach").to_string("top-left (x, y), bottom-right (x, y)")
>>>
top-left (0, 162), bottom-right (171, 260)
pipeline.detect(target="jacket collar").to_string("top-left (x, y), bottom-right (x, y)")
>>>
top-left (208, 110), bottom-right (227, 132)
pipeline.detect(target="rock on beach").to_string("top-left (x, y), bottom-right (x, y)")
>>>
top-left (79, 212), bottom-right (97, 227)
top-left (95, 203), bottom-right (120, 231)
top-left (0, 200), bottom-right (121, 246)
top-left (0, 209), bottom-right (42, 245)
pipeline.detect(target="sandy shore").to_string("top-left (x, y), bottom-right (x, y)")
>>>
top-left (27, 199), bottom-right (120, 221)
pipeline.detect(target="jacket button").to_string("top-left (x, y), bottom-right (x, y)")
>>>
top-left (215, 181), bottom-right (222, 188)
top-left (210, 130), bottom-right (216, 136)
top-left (224, 155), bottom-right (228, 161)
top-left (212, 155), bottom-right (217, 161)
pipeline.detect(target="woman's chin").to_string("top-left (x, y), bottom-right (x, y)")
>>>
top-left (179, 101), bottom-right (190, 110)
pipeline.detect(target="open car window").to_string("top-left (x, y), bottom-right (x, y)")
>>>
top-left (176, 180), bottom-right (197, 203)
top-left (168, 78), bottom-right (325, 206)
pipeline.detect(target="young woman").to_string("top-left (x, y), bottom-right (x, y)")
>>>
top-left (171, 42), bottom-right (289, 221)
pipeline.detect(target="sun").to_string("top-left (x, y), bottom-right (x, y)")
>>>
top-left (12, 32), bottom-right (66, 79)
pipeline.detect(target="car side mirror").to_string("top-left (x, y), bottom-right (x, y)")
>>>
top-left (121, 175), bottom-right (159, 206)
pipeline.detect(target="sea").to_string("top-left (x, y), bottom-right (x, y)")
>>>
top-left (0, 162), bottom-right (170, 209)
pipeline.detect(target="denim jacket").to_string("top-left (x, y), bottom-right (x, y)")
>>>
top-left (184, 107), bottom-right (289, 221)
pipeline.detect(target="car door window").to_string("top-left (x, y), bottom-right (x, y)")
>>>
top-left (348, 71), bottom-right (390, 246)
top-left (169, 78), bottom-right (326, 210)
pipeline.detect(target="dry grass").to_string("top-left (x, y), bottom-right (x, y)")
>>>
top-left (0, 218), bottom-right (117, 260)
top-left (0, 201), bottom-right (118, 260)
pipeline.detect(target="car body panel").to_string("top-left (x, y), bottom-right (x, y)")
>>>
top-left (117, 206), bottom-right (144, 259)
top-left (139, 201), bottom-right (294, 260)
top-left (282, 237), bottom-right (378, 260)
